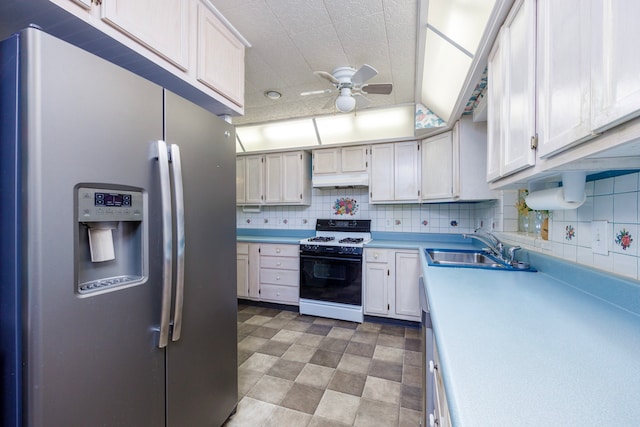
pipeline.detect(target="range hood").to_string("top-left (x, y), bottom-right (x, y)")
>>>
top-left (312, 172), bottom-right (369, 188)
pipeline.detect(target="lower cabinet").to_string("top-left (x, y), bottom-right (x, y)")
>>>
top-left (236, 242), bottom-right (299, 306)
top-left (430, 339), bottom-right (452, 427)
top-left (364, 248), bottom-right (421, 321)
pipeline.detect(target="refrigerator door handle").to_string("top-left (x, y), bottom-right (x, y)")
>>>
top-left (169, 144), bottom-right (185, 342)
top-left (153, 140), bottom-right (173, 348)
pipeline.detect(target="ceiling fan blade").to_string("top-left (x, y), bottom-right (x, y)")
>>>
top-left (361, 83), bottom-right (393, 95)
top-left (314, 70), bottom-right (339, 85)
top-left (351, 64), bottom-right (378, 84)
top-left (300, 88), bottom-right (334, 96)
top-left (353, 93), bottom-right (372, 108)
top-left (322, 96), bottom-right (337, 109)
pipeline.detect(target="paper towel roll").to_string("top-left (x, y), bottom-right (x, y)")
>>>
top-left (88, 227), bottom-right (115, 262)
top-left (525, 187), bottom-right (586, 210)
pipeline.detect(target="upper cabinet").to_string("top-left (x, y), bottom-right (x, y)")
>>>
top-left (370, 141), bottom-right (421, 203)
top-left (196, 2), bottom-right (245, 106)
top-left (591, 0), bottom-right (640, 132)
top-left (46, 0), bottom-right (245, 114)
top-left (101, 0), bottom-right (190, 70)
top-left (536, 0), bottom-right (593, 157)
top-left (312, 146), bottom-right (368, 174)
top-left (488, 0), bottom-right (640, 186)
top-left (487, 0), bottom-right (536, 182)
top-left (237, 151), bottom-right (311, 206)
top-left (423, 117), bottom-right (495, 202)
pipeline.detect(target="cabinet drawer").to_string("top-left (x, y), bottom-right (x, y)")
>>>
top-left (260, 256), bottom-right (299, 270)
top-left (260, 244), bottom-right (299, 257)
top-left (260, 269), bottom-right (299, 286)
top-left (365, 249), bottom-right (389, 263)
top-left (259, 284), bottom-right (299, 304)
top-left (237, 243), bottom-right (249, 255)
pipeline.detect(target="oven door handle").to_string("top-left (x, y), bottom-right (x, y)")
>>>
top-left (300, 254), bottom-right (362, 262)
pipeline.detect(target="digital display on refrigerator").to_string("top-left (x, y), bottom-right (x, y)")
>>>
top-left (94, 192), bottom-right (132, 207)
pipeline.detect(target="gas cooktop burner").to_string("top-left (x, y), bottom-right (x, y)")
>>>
top-left (307, 236), bottom-right (335, 242)
top-left (339, 237), bottom-right (364, 244)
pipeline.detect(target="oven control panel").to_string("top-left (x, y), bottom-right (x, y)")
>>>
top-left (300, 244), bottom-right (363, 256)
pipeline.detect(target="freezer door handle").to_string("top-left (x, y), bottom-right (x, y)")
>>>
top-left (169, 144), bottom-right (186, 342)
top-left (153, 140), bottom-right (173, 348)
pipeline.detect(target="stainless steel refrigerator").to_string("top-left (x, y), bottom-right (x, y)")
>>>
top-left (0, 28), bottom-right (238, 426)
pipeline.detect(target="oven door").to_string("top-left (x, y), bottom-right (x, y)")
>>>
top-left (299, 253), bottom-right (362, 306)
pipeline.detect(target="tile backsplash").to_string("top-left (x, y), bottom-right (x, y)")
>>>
top-left (237, 172), bottom-right (640, 280)
top-left (500, 172), bottom-right (640, 281)
top-left (237, 188), bottom-right (498, 234)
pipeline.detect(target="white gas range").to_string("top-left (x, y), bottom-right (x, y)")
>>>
top-left (299, 219), bottom-right (371, 323)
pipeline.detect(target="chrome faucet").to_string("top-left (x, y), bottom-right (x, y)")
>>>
top-left (463, 230), bottom-right (505, 260)
top-left (508, 246), bottom-right (522, 263)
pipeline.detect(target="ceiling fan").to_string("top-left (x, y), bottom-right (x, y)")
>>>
top-left (301, 64), bottom-right (393, 113)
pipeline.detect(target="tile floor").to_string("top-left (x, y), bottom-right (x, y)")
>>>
top-left (224, 302), bottom-right (423, 427)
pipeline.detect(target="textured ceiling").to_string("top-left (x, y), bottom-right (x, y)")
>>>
top-left (209, 0), bottom-right (418, 125)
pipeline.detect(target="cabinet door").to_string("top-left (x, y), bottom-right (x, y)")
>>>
top-left (237, 253), bottom-right (249, 297)
top-left (364, 262), bottom-right (389, 316)
top-left (248, 244), bottom-right (261, 299)
top-left (282, 152), bottom-right (303, 202)
top-left (537, 0), bottom-right (593, 157)
top-left (341, 146), bottom-right (368, 172)
top-left (101, 0), bottom-right (190, 70)
top-left (370, 144), bottom-right (395, 202)
top-left (264, 154), bottom-right (282, 203)
top-left (313, 148), bottom-right (340, 174)
top-left (245, 155), bottom-right (264, 204)
top-left (394, 141), bottom-right (421, 201)
top-left (502, 0), bottom-right (536, 176)
top-left (197, 2), bottom-right (245, 107)
top-left (236, 157), bottom-right (246, 203)
top-left (591, 0), bottom-right (640, 132)
top-left (486, 34), bottom-right (504, 182)
top-left (421, 132), bottom-right (454, 200)
top-left (394, 252), bottom-right (421, 318)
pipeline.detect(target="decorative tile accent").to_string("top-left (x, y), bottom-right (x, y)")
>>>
top-left (565, 225), bottom-right (575, 241)
top-left (463, 67), bottom-right (488, 114)
top-left (415, 103), bottom-right (445, 129)
top-left (615, 228), bottom-right (633, 251)
top-left (333, 197), bottom-right (358, 216)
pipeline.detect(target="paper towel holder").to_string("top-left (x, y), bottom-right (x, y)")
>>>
top-left (525, 171), bottom-right (587, 210)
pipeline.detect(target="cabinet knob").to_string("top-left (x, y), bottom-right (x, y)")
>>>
top-left (276, 276), bottom-right (281, 280)
top-left (429, 360), bottom-right (436, 373)
top-left (276, 262), bottom-right (282, 266)
top-left (374, 253), bottom-right (379, 259)
top-left (276, 248), bottom-right (281, 253)
top-left (429, 413), bottom-right (437, 427)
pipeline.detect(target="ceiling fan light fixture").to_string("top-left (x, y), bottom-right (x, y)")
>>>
top-left (335, 95), bottom-right (356, 113)
top-left (264, 90), bottom-right (282, 100)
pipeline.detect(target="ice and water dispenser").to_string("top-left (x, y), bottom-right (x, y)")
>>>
top-left (76, 186), bottom-right (146, 295)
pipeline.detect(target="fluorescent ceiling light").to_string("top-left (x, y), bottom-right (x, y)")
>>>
top-left (427, 0), bottom-right (496, 55)
top-left (236, 118), bottom-right (317, 152)
top-left (421, 28), bottom-right (473, 122)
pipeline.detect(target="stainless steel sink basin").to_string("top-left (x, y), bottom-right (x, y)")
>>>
top-left (425, 249), bottom-right (535, 271)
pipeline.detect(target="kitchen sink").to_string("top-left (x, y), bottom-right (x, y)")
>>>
top-left (425, 249), bottom-right (535, 271)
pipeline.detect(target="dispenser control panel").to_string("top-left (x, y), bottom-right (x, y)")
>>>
top-left (78, 187), bottom-right (143, 222)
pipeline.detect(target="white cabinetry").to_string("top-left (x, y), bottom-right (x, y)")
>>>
top-left (101, 0), bottom-right (190, 70)
top-left (536, 0), bottom-right (593, 157)
top-left (364, 249), bottom-right (420, 321)
top-left (370, 142), bottom-right (420, 203)
top-left (486, 33), bottom-right (505, 182)
top-left (430, 339), bottom-right (452, 427)
top-left (502, 0), bottom-right (537, 177)
top-left (312, 146), bottom-right (368, 174)
top-left (237, 243), bottom-right (260, 299)
top-left (591, 0), bottom-right (640, 132)
top-left (236, 155), bottom-right (264, 205)
top-left (423, 117), bottom-right (495, 202)
top-left (258, 244), bottom-right (299, 305)
top-left (44, 0), bottom-right (245, 114)
top-left (265, 151), bottom-right (311, 205)
top-left (196, 2), bottom-right (245, 106)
